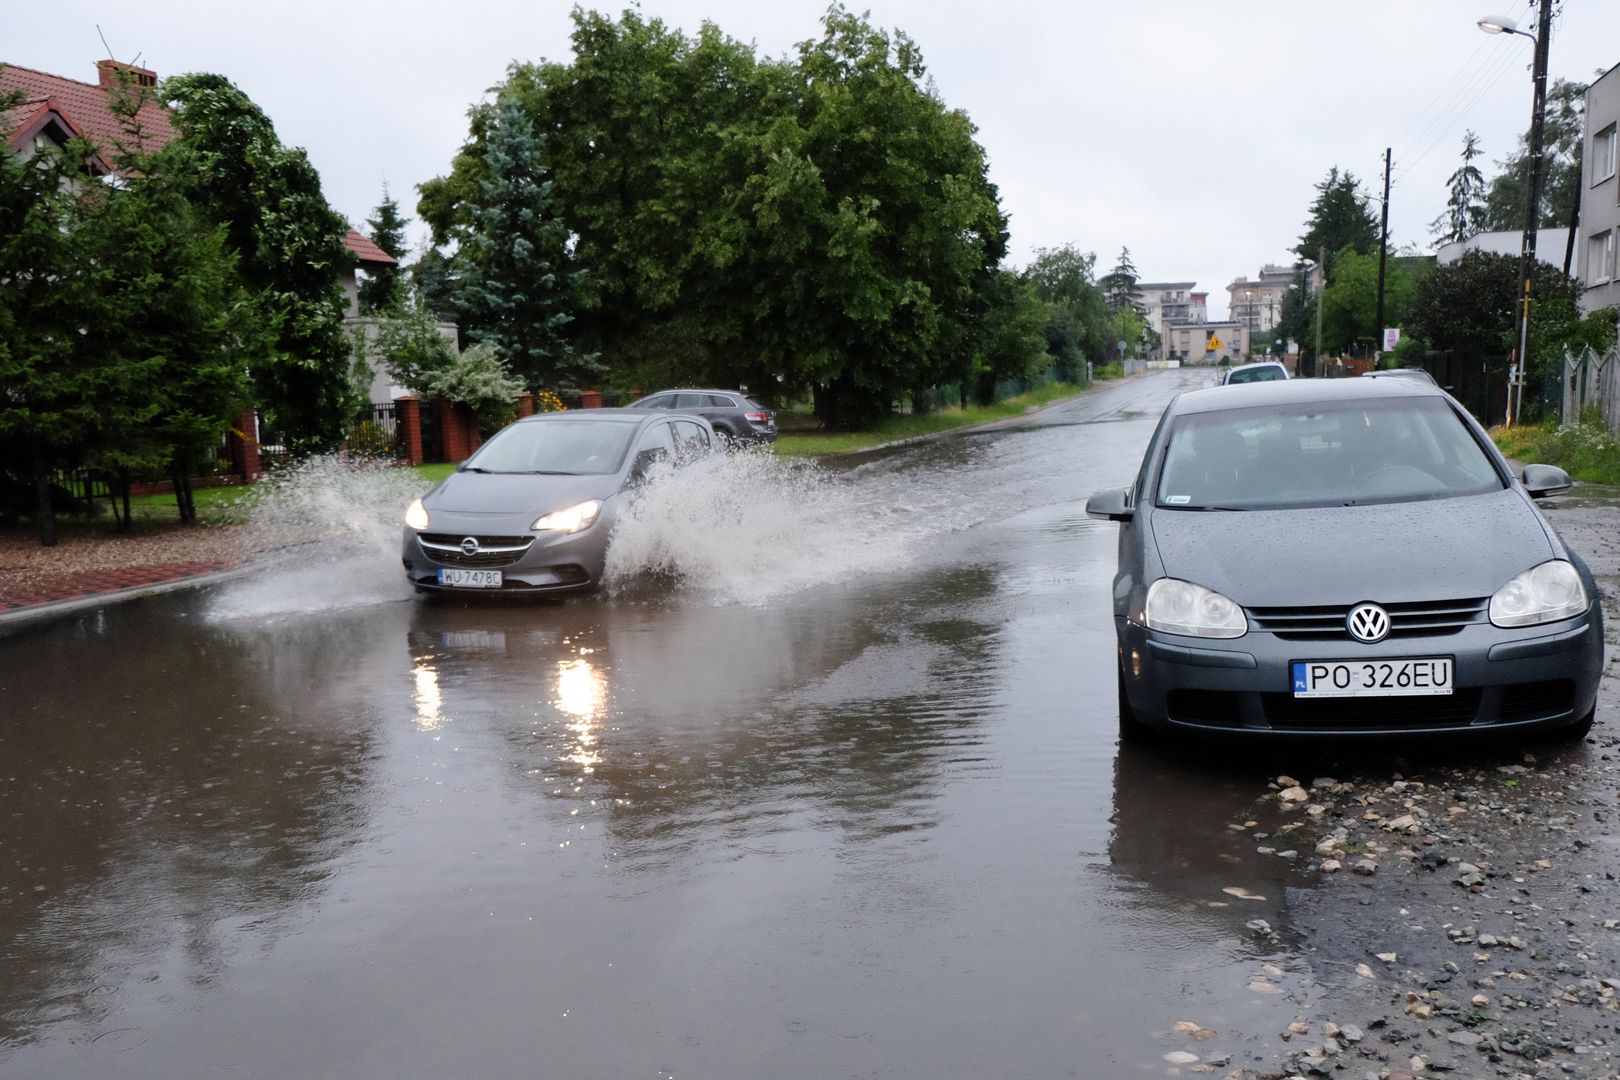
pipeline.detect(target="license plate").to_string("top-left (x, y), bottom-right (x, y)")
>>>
top-left (1291, 658), bottom-right (1452, 698)
top-left (437, 568), bottom-right (502, 589)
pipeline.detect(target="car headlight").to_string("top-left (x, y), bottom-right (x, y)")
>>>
top-left (532, 499), bottom-right (602, 534)
top-left (1489, 560), bottom-right (1587, 627)
top-left (404, 498), bottom-right (430, 530)
top-left (1144, 578), bottom-right (1247, 638)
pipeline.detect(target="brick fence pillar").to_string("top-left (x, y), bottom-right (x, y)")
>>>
top-left (462, 404), bottom-right (483, 455)
top-left (516, 391), bottom-right (535, 417)
top-left (581, 389), bottom-right (604, 409)
top-left (395, 396), bottom-right (424, 465)
top-left (438, 396), bottom-right (469, 462)
top-left (227, 408), bottom-right (261, 482)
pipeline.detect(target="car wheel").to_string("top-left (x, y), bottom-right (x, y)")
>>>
top-left (1547, 705), bottom-right (1596, 743)
top-left (1117, 665), bottom-right (1154, 743)
top-left (713, 426), bottom-right (736, 447)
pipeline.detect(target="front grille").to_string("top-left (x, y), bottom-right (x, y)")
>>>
top-left (1500, 680), bottom-right (1576, 723)
top-left (417, 533), bottom-right (534, 569)
top-left (1247, 597), bottom-right (1489, 641)
top-left (1167, 688), bottom-right (1484, 730)
top-left (1260, 689), bottom-right (1482, 729)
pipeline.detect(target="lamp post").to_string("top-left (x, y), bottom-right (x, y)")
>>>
top-left (1479, 7), bottom-right (1552, 426)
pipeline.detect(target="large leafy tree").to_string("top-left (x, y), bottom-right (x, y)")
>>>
top-left (1295, 167), bottom-right (1378, 278)
top-left (1481, 78), bottom-right (1587, 232)
top-left (455, 95), bottom-right (592, 390)
top-left (1021, 244), bottom-right (1111, 380)
top-left (1407, 250), bottom-right (1582, 375)
top-left (1430, 130), bottom-right (1487, 245)
top-left (419, 6), bottom-right (1009, 426)
top-left (358, 184), bottom-right (408, 313)
top-left (1318, 249), bottom-right (1427, 354)
top-left (162, 73), bottom-right (357, 453)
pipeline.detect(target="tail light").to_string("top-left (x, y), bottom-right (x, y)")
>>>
top-left (745, 411), bottom-right (771, 424)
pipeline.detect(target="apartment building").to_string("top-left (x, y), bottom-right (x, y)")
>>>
top-left (1578, 61), bottom-right (1620, 313)
top-left (1226, 265), bottom-right (1293, 332)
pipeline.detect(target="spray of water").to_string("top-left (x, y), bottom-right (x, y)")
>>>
top-left (208, 456), bottom-right (430, 620)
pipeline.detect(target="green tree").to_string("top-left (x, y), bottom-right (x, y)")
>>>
top-left (1099, 246), bottom-right (1142, 315)
top-left (358, 184), bottom-right (408, 313)
top-left (1022, 244), bottom-right (1111, 380)
top-left (969, 270), bottom-right (1049, 403)
top-left (1481, 78), bottom-right (1587, 232)
top-left (1295, 167), bottom-right (1378, 278)
top-left (1319, 249), bottom-right (1427, 355)
top-left (456, 95), bottom-right (592, 391)
top-left (1430, 130), bottom-right (1487, 245)
top-left (1407, 250), bottom-right (1582, 379)
top-left (162, 73), bottom-right (357, 454)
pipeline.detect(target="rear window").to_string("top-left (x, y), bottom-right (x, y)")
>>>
top-left (1155, 398), bottom-right (1503, 510)
top-left (1226, 365), bottom-right (1285, 384)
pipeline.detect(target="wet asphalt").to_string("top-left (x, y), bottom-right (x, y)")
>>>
top-left (0, 370), bottom-right (1504, 1079)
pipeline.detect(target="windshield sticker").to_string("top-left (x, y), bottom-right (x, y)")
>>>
top-left (1166, 495), bottom-right (1191, 504)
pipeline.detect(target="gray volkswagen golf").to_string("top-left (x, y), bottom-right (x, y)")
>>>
top-left (402, 408), bottom-right (715, 594)
top-left (1087, 378), bottom-right (1603, 739)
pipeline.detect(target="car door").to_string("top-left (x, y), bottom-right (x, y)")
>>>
top-left (631, 421), bottom-right (676, 479)
top-left (671, 419), bottom-right (713, 465)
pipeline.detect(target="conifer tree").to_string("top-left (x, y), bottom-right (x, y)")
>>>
top-left (1431, 131), bottom-right (1487, 245)
top-left (359, 184), bottom-right (409, 313)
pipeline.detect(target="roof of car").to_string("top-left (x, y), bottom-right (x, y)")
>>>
top-left (514, 407), bottom-right (707, 424)
top-left (642, 388), bottom-right (742, 396)
top-left (1179, 375), bottom-right (1443, 415)
top-left (1226, 361), bottom-right (1286, 373)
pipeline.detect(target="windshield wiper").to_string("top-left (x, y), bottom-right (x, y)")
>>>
top-left (1166, 504), bottom-right (1251, 512)
top-left (523, 469), bottom-right (579, 475)
top-left (459, 466), bottom-right (492, 473)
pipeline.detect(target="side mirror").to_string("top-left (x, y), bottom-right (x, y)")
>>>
top-left (1085, 486), bottom-right (1135, 522)
top-left (1521, 463), bottom-right (1572, 499)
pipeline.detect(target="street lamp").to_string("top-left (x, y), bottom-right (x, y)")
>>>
top-left (1478, 4), bottom-right (1551, 425)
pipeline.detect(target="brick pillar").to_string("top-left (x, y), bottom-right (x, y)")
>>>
top-left (227, 408), bottom-right (261, 482)
top-left (395, 396), bottom-right (423, 465)
top-left (462, 404), bottom-right (483, 454)
top-left (516, 391), bottom-right (535, 417)
top-left (581, 389), bottom-right (604, 409)
top-left (437, 397), bottom-right (470, 462)
top-left (626, 388), bottom-right (644, 403)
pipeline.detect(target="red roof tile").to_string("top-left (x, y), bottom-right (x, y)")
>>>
top-left (344, 228), bottom-right (398, 266)
top-left (0, 61), bottom-right (175, 163)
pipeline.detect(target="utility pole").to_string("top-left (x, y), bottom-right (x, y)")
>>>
top-left (1508, 0), bottom-right (1555, 426)
top-left (1376, 146), bottom-right (1391, 365)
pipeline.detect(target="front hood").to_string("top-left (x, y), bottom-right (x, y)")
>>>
top-left (1148, 488), bottom-right (1554, 606)
top-left (426, 471), bottom-right (618, 516)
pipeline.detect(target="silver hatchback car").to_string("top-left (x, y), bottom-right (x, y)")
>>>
top-left (402, 409), bottom-right (716, 594)
top-left (1087, 378), bottom-right (1603, 740)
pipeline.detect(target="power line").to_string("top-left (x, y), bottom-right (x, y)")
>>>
top-left (1388, 0), bottom-right (1529, 151)
top-left (1394, 42), bottom-right (1524, 182)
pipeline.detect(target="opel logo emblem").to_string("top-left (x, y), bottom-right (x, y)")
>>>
top-left (460, 537), bottom-right (480, 556)
top-left (1347, 602), bottom-right (1390, 643)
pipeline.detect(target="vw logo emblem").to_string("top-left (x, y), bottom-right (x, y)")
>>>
top-left (1347, 602), bottom-right (1390, 643)
top-left (460, 537), bottom-right (480, 556)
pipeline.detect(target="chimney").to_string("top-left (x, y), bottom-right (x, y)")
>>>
top-left (96, 60), bottom-right (158, 90)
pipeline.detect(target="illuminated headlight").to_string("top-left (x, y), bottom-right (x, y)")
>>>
top-left (1144, 578), bottom-right (1247, 638)
top-left (404, 498), bottom-right (430, 530)
top-left (1489, 560), bottom-right (1587, 627)
top-left (532, 499), bottom-right (602, 534)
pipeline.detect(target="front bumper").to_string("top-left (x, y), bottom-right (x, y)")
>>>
top-left (1117, 610), bottom-right (1603, 737)
top-left (401, 512), bottom-right (613, 594)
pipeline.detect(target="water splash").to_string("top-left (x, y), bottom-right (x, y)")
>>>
top-left (208, 456), bottom-right (431, 620)
top-left (602, 445), bottom-right (1015, 605)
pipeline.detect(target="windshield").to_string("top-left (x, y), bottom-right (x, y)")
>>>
top-left (1226, 365), bottom-right (1284, 384)
top-left (462, 418), bottom-right (639, 475)
top-left (1155, 398), bottom-right (1504, 510)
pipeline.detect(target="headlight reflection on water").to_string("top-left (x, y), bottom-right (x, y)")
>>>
top-left (413, 662), bottom-right (445, 731)
top-left (555, 656), bottom-right (608, 772)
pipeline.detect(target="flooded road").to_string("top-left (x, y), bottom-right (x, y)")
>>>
top-left (3, 371), bottom-right (1347, 1078)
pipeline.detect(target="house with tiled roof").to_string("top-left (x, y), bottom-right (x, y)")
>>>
top-left (1, 59), bottom-right (174, 171)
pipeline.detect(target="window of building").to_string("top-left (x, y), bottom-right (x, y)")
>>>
top-left (1595, 124), bottom-right (1618, 184)
top-left (1591, 230), bottom-right (1615, 284)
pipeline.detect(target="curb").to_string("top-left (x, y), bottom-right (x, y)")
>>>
top-left (0, 563), bottom-right (256, 632)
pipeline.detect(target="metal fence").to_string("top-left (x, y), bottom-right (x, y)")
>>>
top-left (345, 402), bottom-right (402, 460)
top-left (1563, 345), bottom-right (1620, 435)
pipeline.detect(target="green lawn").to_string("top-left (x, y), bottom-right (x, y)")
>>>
top-left (771, 380), bottom-right (1093, 457)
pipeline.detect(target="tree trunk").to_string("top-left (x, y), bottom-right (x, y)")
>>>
top-left (31, 438), bottom-right (57, 547)
top-left (171, 459), bottom-right (197, 525)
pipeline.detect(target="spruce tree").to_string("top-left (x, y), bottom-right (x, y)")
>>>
top-left (1100, 247), bottom-right (1142, 315)
top-left (1430, 131), bottom-right (1487, 245)
top-left (457, 96), bottom-right (593, 390)
top-left (359, 184), bottom-right (408, 313)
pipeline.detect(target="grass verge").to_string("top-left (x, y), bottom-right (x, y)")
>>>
top-left (771, 380), bottom-right (1093, 457)
top-left (1492, 410), bottom-right (1620, 486)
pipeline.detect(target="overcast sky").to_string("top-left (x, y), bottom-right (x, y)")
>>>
top-left (7, 0), bottom-right (1619, 318)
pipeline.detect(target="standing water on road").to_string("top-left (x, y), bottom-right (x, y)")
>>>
top-left (2, 373), bottom-right (1346, 1080)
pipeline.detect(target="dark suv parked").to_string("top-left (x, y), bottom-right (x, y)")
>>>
top-left (628, 389), bottom-right (777, 444)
